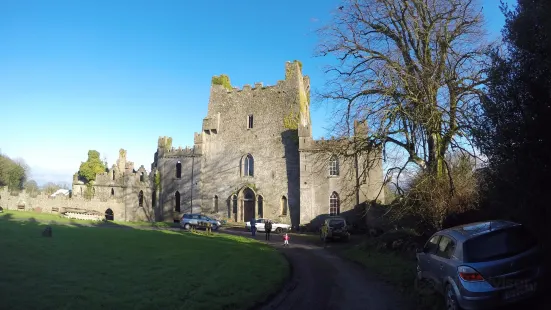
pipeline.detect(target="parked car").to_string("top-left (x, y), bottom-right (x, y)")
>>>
top-left (245, 218), bottom-right (291, 234)
top-left (320, 216), bottom-right (350, 242)
top-left (180, 214), bottom-right (221, 231)
top-left (416, 220), bottom-right (543, 310)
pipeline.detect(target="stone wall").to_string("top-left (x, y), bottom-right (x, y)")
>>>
top-left (196, 61), bottom-right (304, 225)
top-left (298, 139), bottom-right (385, 226)
top-left (0, 187), bottom-right (127, 221)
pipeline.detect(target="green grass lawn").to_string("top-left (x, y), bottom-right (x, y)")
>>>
top-left (2, 210), bottom-right (176, 229)
top-left (0, 213), bottom-right (289, 310)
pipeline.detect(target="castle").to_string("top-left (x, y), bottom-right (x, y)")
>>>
top-left (58, 61), bottom-right (383, 226)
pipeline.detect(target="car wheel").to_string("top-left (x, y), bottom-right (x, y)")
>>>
top-left (275, 227), bottom-right (282, 234)
top-left (446, 284), bottom-right (462, 310)
top-left (184, 223), bottom-right (191, 230)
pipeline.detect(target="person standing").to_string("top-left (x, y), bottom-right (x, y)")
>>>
top-left (250, 217), bottom-right (256, 237)
top-left (265, 220), bottom-right (272, 241)
top-left (283, 233), bottom-right (289, 247)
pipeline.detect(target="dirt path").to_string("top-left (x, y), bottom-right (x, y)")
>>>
top-left (221, 229), bottom-right (414, 310)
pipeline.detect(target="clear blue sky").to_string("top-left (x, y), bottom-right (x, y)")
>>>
top-left (0, 0), bottom-right (514, 186)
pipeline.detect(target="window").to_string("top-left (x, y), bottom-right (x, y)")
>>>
top-left (258, 195), bottom-right (264, 217)
top-left (247, 114), bottom-right (253, 129)
top-left (138, 190), bottom-right (144, 207)
top-left (111, 188), bottom-right (114, 197)
top-left (232, 195), bottom-right (238, 213)
top-left (423, 235), bottom-right (441, 254)
top-left (329, 155), bottom-right (339, 176)
top-left (213, 195), bottom-right (219, 213)
top-left (243, 154), bottom-right (254, 177)
top-left (112, 171), bottom-right (116, 180)
top-left (140, 172), bottom-right (145, 182)
top-left (329, 192), bottom-right (340, 215)
top-left (436, 236), bottom-right (456, 259)
top-left (176, 161), bottom-right (182, 179)
top-left (175, 191), bottom-right (181, 212)
top-left (463, 226), bottom-right (538, 263)
top-left (281, 196), bottom-right (288, 216)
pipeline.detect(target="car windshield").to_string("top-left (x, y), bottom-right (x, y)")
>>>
top-left (463, 226), bottom-right (538, 262)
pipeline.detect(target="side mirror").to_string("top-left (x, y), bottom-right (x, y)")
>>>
top-left (416, 248), bottom-right (424, 254)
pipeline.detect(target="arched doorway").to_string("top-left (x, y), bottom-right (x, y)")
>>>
top-left (243, 188), bottom-right (255, 222)
top-left (105, 208), bottom-right (114, 221)
top-left (175, 191), bottom-right (181, 212)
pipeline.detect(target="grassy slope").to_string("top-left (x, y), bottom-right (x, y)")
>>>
top-left (0, 214), bottom-right (288, 310)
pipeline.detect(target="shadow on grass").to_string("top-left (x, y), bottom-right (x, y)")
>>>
top-left (0, 212), bottom-right (290, 310)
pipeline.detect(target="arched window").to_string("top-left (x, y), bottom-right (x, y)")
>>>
top-left (329, 192), bottom-right (340, 216)
top-left (243, 154), bottom-right (254, 177)
top-left (281, 196), bottom-right (288, 216)
top-left (213, 195), bottom-right (219, 213)
top-left (257, 195), bottom-right (264, 218)
top-left (112, 170), bottom-right (116, 180)
top-left (232, 195), bottom-right (238, 214)
top-left (111, 188), bottom-right (114, 197)
top-left (138, 190), bottom-right (144, 207)
top-left (140, 172), bottom-right (145, 182)
top-left (329, 155), bottom-right (339, 176)
top-left (175, 191), bottom-right (181, 212)
top-left (176, 161), bottom-right (182, 179)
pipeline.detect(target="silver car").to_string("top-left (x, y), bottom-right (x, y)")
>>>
top-left (180, 213), bottom-right (221, 231)
top-left (416, 220), bottom-right (543, 310)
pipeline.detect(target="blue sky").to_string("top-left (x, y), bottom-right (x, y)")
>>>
top-left (0, 0), bottom-right (514, 186)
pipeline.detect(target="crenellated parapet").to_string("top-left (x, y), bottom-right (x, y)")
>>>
top-left (159, 145), bottom-right (196, 158)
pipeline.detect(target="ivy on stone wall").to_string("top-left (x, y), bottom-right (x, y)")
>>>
top-left (283, 111), bottom-right (299, 130)
top-left (154, 171), bottom-right (161, 192)
top-left (211, 75), bottom-right (232, 91)
top-left (83, 183), bottom-right (94, 200)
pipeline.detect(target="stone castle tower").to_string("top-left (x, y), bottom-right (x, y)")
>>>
top-left (151, 61), bottom-right (384, 226)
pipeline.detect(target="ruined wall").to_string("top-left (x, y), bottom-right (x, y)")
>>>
top-left (68, 149), bottom-right (155, 222)
top-left (0, 187), bottom-right (127, 221)
top-left (196, 61), bottom-right (306, 225)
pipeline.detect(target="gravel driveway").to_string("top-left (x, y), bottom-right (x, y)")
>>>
top-left (221, 229), bottom-right (414, 310)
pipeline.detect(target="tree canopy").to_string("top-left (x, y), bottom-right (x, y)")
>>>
top-left (473, 0), bottom-right (551, 244)
top-left (316, 0), bottom-right (489, 190)
top-left (78, 150), bottom-right (107, 183)
top-left (0, 153), bottom-right (28, 191)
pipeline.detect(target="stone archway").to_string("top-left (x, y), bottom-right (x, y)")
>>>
top-left (242, 188), bottom-right (255, 223)
top-left (105, 208), bottom-right (114, 221)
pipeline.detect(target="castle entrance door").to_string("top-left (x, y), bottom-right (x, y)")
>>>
top-left (243, 188), bottom-right (255, 223)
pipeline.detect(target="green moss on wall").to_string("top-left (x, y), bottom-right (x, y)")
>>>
top-left (154, 171), bottom-right (161, 192)
top-left (283, 111), bottom-right (299, 130)
top-left (294, 60), bottom-right (303, 71)
top-left (211, 74), bottom-right (232, 91)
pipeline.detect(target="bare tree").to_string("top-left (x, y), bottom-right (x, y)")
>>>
top-left (316, 0), bottom-right (489, 195)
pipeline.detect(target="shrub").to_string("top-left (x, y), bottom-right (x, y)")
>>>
top-left (398, 153), bottom-right (481, 231)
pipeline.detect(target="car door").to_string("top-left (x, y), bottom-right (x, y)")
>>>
top-left (431, 235), bottom-right (457, 293)
top-left (256, 219), bottom-right (266, 232)
top-left (419, 234), bottom-right (441, 283)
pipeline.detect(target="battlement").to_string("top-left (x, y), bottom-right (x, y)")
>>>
top-left (210, 60), bottom-right (305, 94)
top-left (161, 146), bottom-right (196, 157)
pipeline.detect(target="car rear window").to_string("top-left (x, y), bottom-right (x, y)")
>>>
top-left (329, 219), bottom-right (345, 226)
top-left (463, 226), bottom-right (538, 262)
